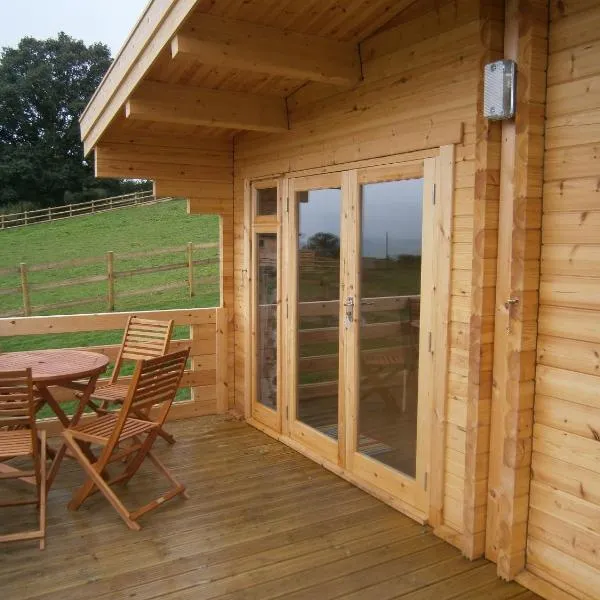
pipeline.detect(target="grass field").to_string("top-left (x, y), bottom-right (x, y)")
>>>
top-left (0, 200), bottom-right (220, 355)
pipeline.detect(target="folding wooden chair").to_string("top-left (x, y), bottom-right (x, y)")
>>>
top-left (0, 369), bottom-right (47, 550)
top-left (89, 316), bottom-right (176, 444)
top-left (63, 349), bottom-right (189, 531)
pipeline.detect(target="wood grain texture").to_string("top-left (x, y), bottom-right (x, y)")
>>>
top-left (486, 0), bottom-right (547, 581)
top-left (0, 416), bottom-right (539, 600)
top-left (231, 0), bottom-right (495, 556)
top-left (523, 0), bottom-right (600, 598)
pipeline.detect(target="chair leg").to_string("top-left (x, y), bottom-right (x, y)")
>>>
top-left (146, 449), bottom-right (189, 500)
top-left (156, 427), bottom-right (176, 445)
top-left (63, 432), bottom-right (140, 531)
top-left (117, 432), bottom-right (158, 486)
top-left (134, 407), bottom-right (176, 445)
top-left (38, 431), bottom-right (47, 550)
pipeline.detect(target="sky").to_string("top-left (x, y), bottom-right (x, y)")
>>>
top-left (0, 0), bottom-right (149, 55)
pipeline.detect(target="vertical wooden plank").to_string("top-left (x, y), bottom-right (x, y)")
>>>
top-left (20, 263), bottom-right (31, 317)
top-left (486, 0), bottom-right (548, 580)
top-left (243, 179), bottom-right (253, 419)
top-left (463, 0), bottom-right (504, 560)
top-left (278, 177), bottom-right (294, 435)
top-left (107, 251), bottom-right (115, 312)
top-left (340, 169), bottom-right (359, 470)
top-left (286, 177), bottom-right (299, 435)
top-left (216, 306), bottom-right (228, 413)
top-left (417, 157), bottom-right (436, 516)
top-left (429, 147), bottom-right (454, 530)
top-left (187, 242), bottom-right (195, 297)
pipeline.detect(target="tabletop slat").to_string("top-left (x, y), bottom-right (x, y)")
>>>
top-left (0, 350), bottom-right (110, 383)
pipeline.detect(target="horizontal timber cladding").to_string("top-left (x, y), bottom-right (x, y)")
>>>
top-left (233, 0), bottom-right (500, 556)
top-left (523, 0), bottom-right (600, 598)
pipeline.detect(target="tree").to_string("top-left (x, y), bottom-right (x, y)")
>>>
top-left (305, 232), bottom-right (340, 258)
top-left (0, 33), bottom-right (145, 209)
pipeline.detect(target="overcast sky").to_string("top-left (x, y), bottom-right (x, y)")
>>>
top-left (0, 0), bottom-right (149, 55)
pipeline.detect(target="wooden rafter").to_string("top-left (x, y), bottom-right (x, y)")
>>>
top-left (171, 14), bottom-right (362, 86)
top-left (125, 81), bottom-right (289, 133)
top-left (80, 0), bottom-right (198, 155)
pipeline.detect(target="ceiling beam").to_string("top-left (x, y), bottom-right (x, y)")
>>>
top-left (125, 81), bottom-right (289, 133)
top-left (80, 0), bottom-right (198, 156)
top-left (171, 14), bottom-right (362, 87)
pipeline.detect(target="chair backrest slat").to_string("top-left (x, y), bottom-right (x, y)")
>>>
top-left (118, 349), bottom-right (189, 431)
top-left (0, 369), bottom-right (36, 430)
top-left (110, 316), bottom-right (174, 384)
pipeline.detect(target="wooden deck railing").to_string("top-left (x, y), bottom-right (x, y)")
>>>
top-left (0, 306), bottom-right (228, 429)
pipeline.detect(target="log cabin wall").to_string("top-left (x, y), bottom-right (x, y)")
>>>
top-left (518, 0), bottom-right (600, 597)
top-left (233, 0), bottom-right (504, 556)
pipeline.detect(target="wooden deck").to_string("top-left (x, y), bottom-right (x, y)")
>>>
top-left (0, 415), bottom-right (540, 600)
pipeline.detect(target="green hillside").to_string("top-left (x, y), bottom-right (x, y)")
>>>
top-left (0, 200), bottom-right (220, 355)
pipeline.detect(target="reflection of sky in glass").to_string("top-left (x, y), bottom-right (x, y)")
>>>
top-left (363, 179), bottom-right (423, 258)
top-left (297, 180), bottom-right (423, 258)
top-left (298, 189), bottom-right (341, 248)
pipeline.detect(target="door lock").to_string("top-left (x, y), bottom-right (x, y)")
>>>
top-left (344, 296), bottom-right (354, 329)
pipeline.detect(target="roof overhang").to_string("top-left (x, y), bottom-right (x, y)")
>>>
top-left (80, 0), bottom-right (418, 158)
top-left (80, 0), bottom-right (199, 156)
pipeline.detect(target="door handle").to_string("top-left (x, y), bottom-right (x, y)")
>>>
top-left (344, 296), bottom-right (354, 329)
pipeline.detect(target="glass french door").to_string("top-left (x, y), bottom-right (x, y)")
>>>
top-left (344, 162), bottom-right (436, 515)
top-left (286, 173), bottom-right (344, 463)
top-left (247, 157), bottom-right (441, 517)
top-left (284, 160), bottom-right (436, 516)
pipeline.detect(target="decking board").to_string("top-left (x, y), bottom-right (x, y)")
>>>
top-left (0, 416), bottom-right (538, 600)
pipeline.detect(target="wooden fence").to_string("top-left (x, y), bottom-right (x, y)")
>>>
top-left (0, 306), bottom-right (229, 429)
top-left (0, 191), bottom-right (175, 229)
top-left (0, 242), bottom-right (219, 317)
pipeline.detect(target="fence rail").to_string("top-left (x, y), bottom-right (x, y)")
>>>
top-left (0, 242), bottom-right (219, 317)
top-left (0, 191), bottom-right (176, 229)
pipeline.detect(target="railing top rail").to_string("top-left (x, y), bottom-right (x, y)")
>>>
top-left (0, 306), bottom-right (219, 337)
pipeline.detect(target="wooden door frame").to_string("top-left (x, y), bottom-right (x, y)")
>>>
top-left (248, 179), bottom-right (283, 433)
top-left (243, 145), bottom-right (453, 525)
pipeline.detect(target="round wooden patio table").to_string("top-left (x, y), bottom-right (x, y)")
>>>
top-left (0, 349), bottom-right (109, 490)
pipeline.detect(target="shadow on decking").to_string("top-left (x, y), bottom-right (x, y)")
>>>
top-left (0, 415), bottom-right (539, 600)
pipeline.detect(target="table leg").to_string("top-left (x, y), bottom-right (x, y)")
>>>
top-left (41, 375), bottom-right (102, 491)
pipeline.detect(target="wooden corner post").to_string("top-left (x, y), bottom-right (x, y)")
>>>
top-left (486, 0), bottom-right (548, 580)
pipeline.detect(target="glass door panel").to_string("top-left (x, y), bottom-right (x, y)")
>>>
top-left (348, 160), bottom-right (436, 519)
top-left (297, 188), bottom-right (342, 438)
top-left (250, 181), bottom-right (281, 432)
top-left (256, 233), bottom-right (278, 411)
top-left (357, 179), bottom-right (424, 478)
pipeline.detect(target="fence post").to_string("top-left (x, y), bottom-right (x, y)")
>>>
top-left (1, 214), bottom-right (4, 229)
top-left (48, 207), bottom-right (52, 222)
top-left (187, 242), bottom-right (195, 297)
top-left (24, 211), bottom-right (28, 225)
top-left (20, 263), bottom-right (32, 316)
top-left (107, 251), bottom-right (115, 311)
top-left (91, 199), bottom-right (95, 214)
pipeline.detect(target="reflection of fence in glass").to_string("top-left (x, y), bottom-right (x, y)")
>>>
top-left (0, 241), bottom-right (219, 317)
